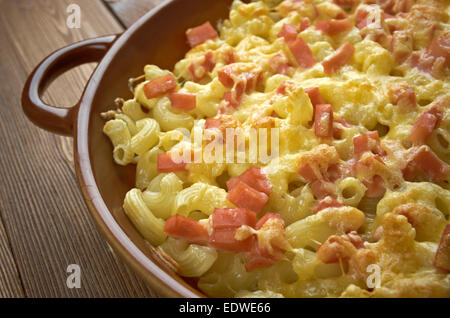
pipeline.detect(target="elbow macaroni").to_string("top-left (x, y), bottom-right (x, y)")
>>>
top-left (102, 0), bottom-right (450, 298)
top-left (123, 188), bottom-right (166, 246)
top-left (131, 118), bottom-right (161, 155)
top-left (103, 119), bottom-right (134, 166)
top-left (160, 238), bottom-right (218, 277)
top-left (172, 182), bottom-right (231, 216)
top-left (142, 173), bottom-right (183, 220)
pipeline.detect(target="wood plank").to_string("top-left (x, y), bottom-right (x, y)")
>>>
top-left (104, 0), bottom-right (162, 28)
top-left (0, 0), bottom-right (155, 297)
top-left (0, 217), bottom-right (24, 297)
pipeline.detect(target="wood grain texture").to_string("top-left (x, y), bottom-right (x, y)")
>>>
top-left (0, 0), bottom-right (159, 297)
top-left (104, 0), bottom-right (162, 28)
top-left (0, 217), bottom-right (24, 297)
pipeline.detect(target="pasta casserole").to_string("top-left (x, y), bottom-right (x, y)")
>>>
top-left (102, 0), bottom-right (450, 297)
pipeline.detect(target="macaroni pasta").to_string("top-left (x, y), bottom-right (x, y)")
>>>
top-left (103, 0), bottom-right (450, 298)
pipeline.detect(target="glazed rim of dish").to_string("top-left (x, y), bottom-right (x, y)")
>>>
top-left (76, 0), bottom-right (202, 298)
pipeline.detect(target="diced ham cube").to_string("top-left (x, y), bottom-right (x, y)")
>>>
top-left (244, 240), bottom-right (277, 271)
top-left (227, 181), bottom-right (269, 214)
top-left (311, 180), bottom-right (336, 199)
top-left (209, 228), bottom-right (254, 253)
top-left (202, 51), bottom-right (216, 72)
top-left (326, 164), bottom-right (343, 182)
top-left (409, 112), bottom-right (440, 145)
top-left (299, 163), bottom-right (318, 182)
top-left (269, 53), bottom-right (293, 76)
top-left (427, 32), bottom-right (450, 68)
top-left (245, 214), bottom-right (288, 272)
top-left (403, 146), bottom-right (450, 183)
top-left (187, 63), bottom-right (201, 82)
top-left (314, 104), bottom-right (333, 138)
top-left (277, 24), bottom-right (298, 43)
top-left (168, 92), bottom-right (196, 111)
top-left (209, 208), bottom-right (257, 253)
top-left (245, 243), bottom-right (290, 272)
top-left (298, 145), bottom-right (340, 182)
top-left (408, 99), bottom-right (444, 145)
top-left (164, 215), bottom-right (209, 245)
top-left (412, 31), bottom-right (450, 78)
top-left (255, 213), bottom-right (284, 230)
top-left (362, 175), bottom-right (386, 198)
top-left (315, 19), bottom-right (353, 35)
top-left (223, 48), bottom-right (237, 65)
top-left (355, 8), bottom-right (369, 30)
top-left (187, 51), bottom-right (216, 82)
top-left (217, 67), bottom-right (235, 88)
top-left (299, 18), bottom-right (310, 32)
top-left (227, 167), bottom-right (272, 195)
top-left (288, 38), bottom-right (317, 69)
top-left (314, 196), bottom-right (344, 213)
top-left (305, 87), bottom-right (325, 107)
top-left (353, 131), bottom-right (386, 157)
top-left (356, 7), bottom-right (392, 31)
top-left (206, 114), bottom-right (240, 132)
top-left (388, 83), bottom-right (417, 111)
top-left (275, 81), bottom-right (295, 96)
top-left (322, 43), bottom-right (355, 75)
top-left (211, 208), bottom-right (257, 230)
top-left (317, 231), bottom-right (365, 263)
top-left (222, 90), bottom-right (243, 109)
top-left (157, 153), bottom-right (187, 172)
top-left (317, 177), bottom-right (340, 197)
top-left (434, 225), bottom-right (450, 273)
top-left (218, 64), bottom-right (262, 93)
top-left (391, 30), bottom-right (414, 63)
top-left (143, 74), bottom-right (177, 99)
top-left (186, 22), bottom-right (218, 48)
top-left (205, 118), bottom-right (221, 130)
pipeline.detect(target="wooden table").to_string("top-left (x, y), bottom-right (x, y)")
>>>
top-left (0, 0), bottom-right (166, 298)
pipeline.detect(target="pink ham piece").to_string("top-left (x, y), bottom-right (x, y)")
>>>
top-left (168, 92), bottom-right (196, 111)
top-left (305, 87), bottom-right (325, 107)
top-left (313, 196), bottom-right (344, 213)
top-left (288, 38), bottom-right (316, 69)
top-left (227, 181), bottom-right (269, 214)
top-left (322, 43), bottom-right (355, 75)
top-left (314, 104), bottom-right (333, 138)
top-left (402, 146), bottom-right (449, 183)
top-left (164, 215), bottom-right (209, 245)
top-left (143, 74), bottom-right (177, 99)
top-left (227, 167), bottom-right (272, 196)
top-left (316, 19), bottom-right (353, 35)
top-left (434, 225), bottom-right (450, 273)
top-left (157, 153), bottom-right (187, 172)
top-left (186, 22), bottom-right (218, 48)
top-left (277, 24), bottom-right (298, 43)
top-left (409, 110), bottom-right (442, 145)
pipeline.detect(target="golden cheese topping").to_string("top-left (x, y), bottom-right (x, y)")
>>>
top-left (103, 0), bottom-right (450, 298)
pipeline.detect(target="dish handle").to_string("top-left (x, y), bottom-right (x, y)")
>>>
top-left (21, 34), bottom-right (119, 136)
